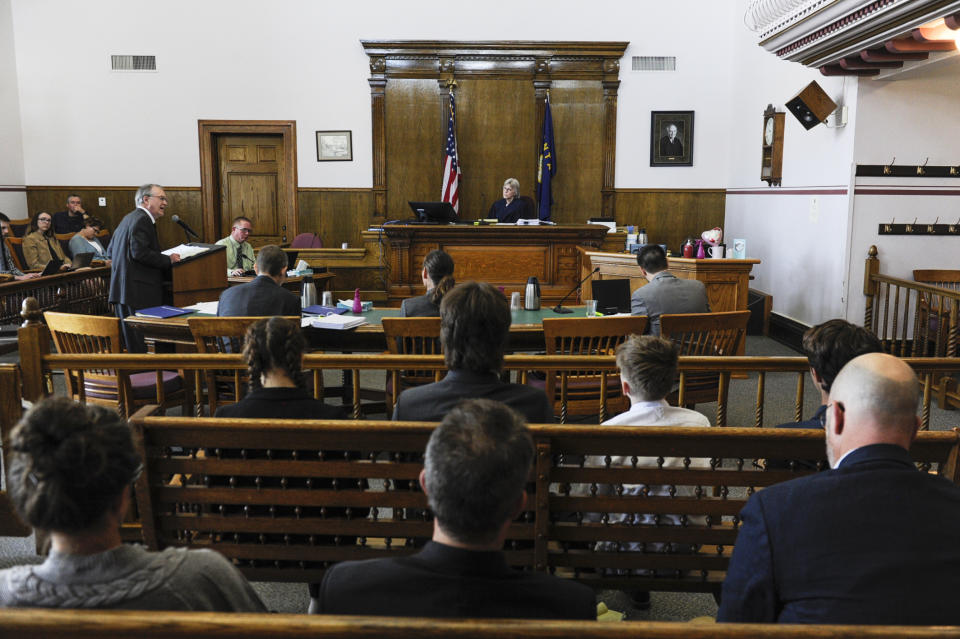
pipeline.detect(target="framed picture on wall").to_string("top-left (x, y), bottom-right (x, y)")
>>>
top-left (650, 111), bottom-right (694, 166)
top-left (316, 130), bottom-right (353, 161)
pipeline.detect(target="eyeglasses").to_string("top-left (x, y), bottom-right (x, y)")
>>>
top-left (146, 194), bottom-right (168, 202)
top-left (233, 227), bottom-right (252, 234)
top-left (37, 217), bottom-right (51, 223)
top-left (819, 402), bottom-right (845, 428)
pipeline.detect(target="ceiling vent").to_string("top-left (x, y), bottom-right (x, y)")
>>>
top-left (111, 55), bottom-right (157, 72)
top-left (632, 56), bottom-right (677, 71)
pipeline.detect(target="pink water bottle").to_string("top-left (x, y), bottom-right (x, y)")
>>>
top-left (696, 240), bottom-right (706, 259)
top-left (352, 288), bottom-right (362, 313)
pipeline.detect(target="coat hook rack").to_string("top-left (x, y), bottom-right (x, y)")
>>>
top-left (879, 215), bottom-right (960, 235)
top-left (858, 159), bottom-right (960, 178)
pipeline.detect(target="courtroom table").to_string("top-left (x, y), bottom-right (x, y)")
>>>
top-left (381, 224), bottom-right (610, 307)
top-left (125, 306), bottom-right (565, 353)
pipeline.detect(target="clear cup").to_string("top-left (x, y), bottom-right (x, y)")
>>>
top-left (510, 292), bottom-right (522, 311)
top-left (585, 300), bottom-right (598, 316)
top-left (322, 291), bottom-right (333, 307)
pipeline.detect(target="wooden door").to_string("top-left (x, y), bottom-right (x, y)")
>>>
top-left (216, 134), bottom-right (292, 247)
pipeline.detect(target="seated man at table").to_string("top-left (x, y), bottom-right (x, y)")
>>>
top-left (215, 216), bottom-right (255, 277)
top-left (630, 244), bottom-right (709, 336)
top-left (392, 281), bottom-right (552, 423)
top-left (217, 244), bottom-right (299, 317)
top-left (314, 398), bottom-right (596, 619)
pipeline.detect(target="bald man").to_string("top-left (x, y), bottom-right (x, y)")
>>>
top-left (718, 353), bottom-right (960, 625)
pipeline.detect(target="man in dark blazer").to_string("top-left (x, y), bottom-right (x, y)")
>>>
top-left (718, 352), bottom-right (960, 625)
top-left (392, 281), bottom-right (552, 423)
top-left (314, 398), bottom-right (596, 619)
top-left (217, 244), bottom-right (300, 317)
top-left (630, 244), bottom-right (709, 335)
top-left (108, 184), bottom-right (181, 353)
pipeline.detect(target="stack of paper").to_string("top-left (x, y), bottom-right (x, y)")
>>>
top-left (184, 301), bottom-right (219, 314)
top-left (162, 244), bottom-right (209, 258)
top-left (311, 314), bottom-right (366, 330)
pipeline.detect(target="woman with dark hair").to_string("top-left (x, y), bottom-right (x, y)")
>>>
top-left (22, 210), bottom-right (71, 270)
top-left (0, 397), bottom-right (266, 611)
top-left (68, 216), bottom-right (110, 261)
top-left (215, 317), bottom-right (344, 418)
top-left (400, 249), bottom-right (455, 317)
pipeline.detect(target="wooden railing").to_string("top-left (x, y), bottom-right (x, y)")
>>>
top-left (2, 608), bottom-right (959, 639)
top-left (0, 266), bottom-right (110, 325)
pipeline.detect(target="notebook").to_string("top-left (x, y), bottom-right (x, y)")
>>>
top-left (591, 279), bottom-right (632, 315)
top-left (310, 314), bottom-right (366, 330)
top-left (134, 305), bottom-right (193, 319)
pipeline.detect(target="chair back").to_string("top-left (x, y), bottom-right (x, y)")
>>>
top-left (518, 195), bottom-right (536, 217)
top-left (541, 316), bottom-right (649, 422)
top-left (4, 237), bottom-right (27, 271)
top-left (381, 317), bottom-right (444, 409)
top-left (659, 311), bottom-right (750, 410)
top-left (912, 270), bottom-right (960, 357)
top-left (188, 316), bottom-right (270, 414)
top-left (97, 228), bottom-right (110, 252)
top-left (914, 270), bottom-right (960, 292)
top-left (290, 232), bottom-right (323, 248)
top-left (43, 311), bottom-right (131, 410)
top-left (55, 232), bottom-right (76, 258)
top-left (7, 218), bottom-right (30, 237)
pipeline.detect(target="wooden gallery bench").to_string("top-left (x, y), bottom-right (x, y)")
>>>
top-left (130, 410), bottom-right (960, 596)
top-left (2, 608), bottom-right (960, 639)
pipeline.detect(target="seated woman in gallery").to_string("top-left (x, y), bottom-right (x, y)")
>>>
top-left (400, 249), bottom-right (455, 317)
top-left (487, 177), bottom-right (534, 223)
top-left (22, 210), bottom-right (70, 270)
top-left (0, 397), bottom-right (266, 611)
top-left (215, 316), bottom-right (345, 419)
top-left (68, 216), bottom-right (110, 261)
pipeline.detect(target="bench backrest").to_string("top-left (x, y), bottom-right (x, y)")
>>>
top-left (130, 413), bottom-right (960, 593)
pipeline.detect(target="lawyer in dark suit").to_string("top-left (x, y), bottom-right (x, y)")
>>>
top-left (393, 281), bottom-right (552, 423)
top-left (217, 245), bottom-right (300, 317)
top-left (314, 399), bottom-right (596, 620)
top-left (108, 184), bottom-right (180, 353)
top-left (630, 244), bottom-right (709, 335)
top-left (719, 353), bottom-right (960, 626)
top-left (399, 249), bottom-right (455, 317)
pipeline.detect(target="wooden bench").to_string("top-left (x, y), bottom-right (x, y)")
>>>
top-left (130, 409), bottom-right (960, 595)
top-left (1, 608), bottom-right (959, 639)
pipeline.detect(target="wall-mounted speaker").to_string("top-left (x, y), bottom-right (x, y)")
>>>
top-left (785, 81), bottom-right (837, 130)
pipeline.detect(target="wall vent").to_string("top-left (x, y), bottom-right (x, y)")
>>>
top-left (111, 55), bottom-right (157, 71)
top-left (632, 56), bottom-right (676, 72)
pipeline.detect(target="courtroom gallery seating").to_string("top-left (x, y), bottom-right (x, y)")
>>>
top-left (381, 316), bottom-right (443, 411)
top-left (3, 236), bottom-right (29, 272)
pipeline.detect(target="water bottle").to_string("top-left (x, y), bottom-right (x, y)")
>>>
top-left (301, 275), bottom-right (317, 308)
top-left (638, 227), bottom-right (648, 245)
top-left (625, 225), bottom-right (636, 251)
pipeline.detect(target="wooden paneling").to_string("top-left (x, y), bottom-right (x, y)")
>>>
top-left (25, 186), bottom-right (203, 252)
top-left (385, 80), bottom-right (444, 219)
top-left (298, 188), bottom-right (374, 247)
top-left (549, 80), bottom-right (605, 223)
top-left (612, 189), bottom-right (726, 255)
top-left (457, 79), bottom-right (536, 217)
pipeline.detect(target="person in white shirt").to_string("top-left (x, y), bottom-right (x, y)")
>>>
top-left (581, 334), bottom-right (710, 609)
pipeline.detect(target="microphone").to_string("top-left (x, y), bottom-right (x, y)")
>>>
top-left (553, 267), bottom-right (600, 314)
top-left (171, 215), bottom-right (200, 240)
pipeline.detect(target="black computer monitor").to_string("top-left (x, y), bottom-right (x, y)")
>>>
top-left (408, 201), bottom-right (458, 224)
top-left (591, 278), bottom-right (632, 315)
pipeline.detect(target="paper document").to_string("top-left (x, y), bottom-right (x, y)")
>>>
top-left (184, 301), bottom-right (219, 314)
top-left (163, 244), bottom-right (208, 258)
top-left (311, 314), bottom-right (366, 330)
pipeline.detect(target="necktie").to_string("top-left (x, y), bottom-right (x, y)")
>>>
top-left (234, 244), bottom-right (244, 270)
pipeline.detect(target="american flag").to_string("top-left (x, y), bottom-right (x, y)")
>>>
top-left (441, 89), bottom-right (461, 213)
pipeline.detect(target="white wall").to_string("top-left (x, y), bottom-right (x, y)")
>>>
top-left (9, 0), bottom-right (736, 190)
top-left (844, 56), bottom-right (960, 321)
top-left (721, 0), bottom-right (860, 325)
top-left (0, 0), bottom-right (27, 217)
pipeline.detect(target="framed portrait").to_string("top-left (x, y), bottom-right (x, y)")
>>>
top-left (650, 111), bottom-right (694, 166)
top-left (316, 130), bottom-right (352, 162)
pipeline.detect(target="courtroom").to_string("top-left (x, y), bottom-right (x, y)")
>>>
top-left (3, 0), bottom-right (960, 636)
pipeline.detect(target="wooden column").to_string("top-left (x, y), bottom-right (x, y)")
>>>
top-left (369, 56), bottom-right (387, 218)
top-left (601, 59), bottom-right (621, 218)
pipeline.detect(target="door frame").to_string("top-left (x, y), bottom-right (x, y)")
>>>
top-left (198, 120), bottom-right (298, 244)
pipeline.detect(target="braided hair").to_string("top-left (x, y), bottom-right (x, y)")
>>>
top-left (243, 317), bottom-right (306, 390)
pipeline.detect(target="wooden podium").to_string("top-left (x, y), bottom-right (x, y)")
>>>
top-left (169, 244), bottom-right (228, 306)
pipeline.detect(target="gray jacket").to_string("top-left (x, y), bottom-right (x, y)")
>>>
top-left (630, 270), bottom-right (710, 335)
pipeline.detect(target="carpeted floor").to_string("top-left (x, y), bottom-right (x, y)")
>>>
top-left (1, 335), bottom-right (957, 618)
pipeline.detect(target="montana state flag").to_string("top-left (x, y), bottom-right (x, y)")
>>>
top-left (536, 96), bottom-right (556, 221)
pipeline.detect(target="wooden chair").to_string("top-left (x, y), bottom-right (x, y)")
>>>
top-left (188, 316), bottom-right (305, 415)
top-left (913, 270), bottom-right (960, 357)
top-left (4, 237), bottom-right (28, 272)
top-left (659, 310), bottom-right (750, 414)
top-left (7, 218), bottom-right (30, 237)
top-left (381, 317), bottom-right (443, 412)
top-left (96, 228), bottom-right (110, 252)
top-left (535, 316), bottom-right (649, 423)
top-left (291, 232), bottom-right (323, 248)
top-left (55, 232), bottom-right (76, 258)
top-left (43, 312), bottom-right (191, 419)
